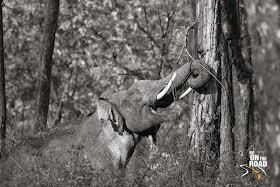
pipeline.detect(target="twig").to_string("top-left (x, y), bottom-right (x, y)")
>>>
top-left (135, 156), bottom-right (152, 187)
top-left (106, 61), bottom-right (147, 80)
top-left (186, 20), bottom-right (198, 40)
top-left (174, 21), bottom-right (197, 67)
top-left (35, 68), bottom-right (48, 81)
top-left (139, 0), bottom-right (150, 33)
top-left (195, 60), bottom-right (224, 88)
top-left (10, 156), bottom-right (34, 181)
top-left (184, 21), bottom-right (224, 88)
top-left (157, 0), bottom-right (165, 37)
top-left (141, 155), bottom-right (149, 168)
top-left (56, 87), bottom-right (92, 112)
top-left (135, 20), bottom-right (161, 49)
top-left (1, 168), bottom-right (17, 187)
top-left (123, 29), bottom-right (163, 39)
top-left (174, 35), bottom-right (187, 66)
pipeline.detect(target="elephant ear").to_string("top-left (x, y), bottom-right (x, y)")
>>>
top-left (97, 91), bottom-right (125, 135)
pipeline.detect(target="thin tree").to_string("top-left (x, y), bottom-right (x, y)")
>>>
top-left (35, 0), bottom-right (59, 131)
top-left (187, 0), bottom-right (257, 183)
top-left (0, 0), bottom-right (6, 158)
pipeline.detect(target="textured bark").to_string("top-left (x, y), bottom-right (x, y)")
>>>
top-left (187, 0), bottom-right (199, 60)
top-left (35, 0), bottom-right (59, 131)
top-left (0, 0), bottom-right (6, 158)
top-left (188, 0), bottom-right (219, 161)
top-left (221, 0), bottom-right (251, 167)
top-left (218, 0), bottom-right (254, 183)
top-left (220, 0), bottom-right (253, 166)
top-left (189, 0), bottom-right (257, 184)
top-left (237, 0), bottom-right (255, 161)
top-left (218, 33), bottom-right (234, 180)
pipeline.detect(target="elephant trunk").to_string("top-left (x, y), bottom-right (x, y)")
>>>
top-left (152, 61), bottom-right (211, 107)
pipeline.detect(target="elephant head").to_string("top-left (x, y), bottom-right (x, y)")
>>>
top-left (94, 60), bottom-right (210, 168)
top-left (98, 61), bottom-right (210, 136)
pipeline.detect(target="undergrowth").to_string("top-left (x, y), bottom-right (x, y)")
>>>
top-left (0, 116), bottom-right (270, 187)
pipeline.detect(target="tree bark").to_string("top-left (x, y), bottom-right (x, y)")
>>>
top-left (218, 31), bottom-right (235, 180)
top-left (188, 0), bottom-right (220, 162)
top-left (188, 0), bottom-right (256, 184)
top-left (220, 0), bottom-right (253, 167)
top-left (187, 0), bottom-right (199, 61)
top-left (0, 0), bottom-right (6, 158)
top-left (35, 0), bottom-right (59, 132)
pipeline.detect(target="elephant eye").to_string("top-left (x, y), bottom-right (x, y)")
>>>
top-left (143, 103), bottom-right (157, 114)
top-left (192, 70), bottom-right (199, 78)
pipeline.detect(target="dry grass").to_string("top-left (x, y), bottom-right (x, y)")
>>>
top-left (0, 115), bottom-right (270, 187)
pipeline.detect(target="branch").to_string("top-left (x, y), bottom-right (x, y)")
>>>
top-left (134, 19), bottom-right (161, 49)
top-left (106, 62), bottom-right (147, 80)
top-left (157, 0), bottom-right (165, 37)
top-left (55, 86), bottom-right (92, 112)
top-left (184, 21), bottom-right (224, 88)
top-left (92, 28), bottom-right (111, 48)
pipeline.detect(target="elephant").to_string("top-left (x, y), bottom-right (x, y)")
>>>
top-left (0, 61), bottom-right (210, 186)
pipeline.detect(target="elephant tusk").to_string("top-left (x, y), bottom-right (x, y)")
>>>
top-left (156, 72), bottom-right (177, 100)
top-left (179, 87), bottom-right (193, 99)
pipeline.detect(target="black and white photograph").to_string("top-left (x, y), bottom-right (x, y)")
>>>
top-left (0, 0), bottom-right (279, 186)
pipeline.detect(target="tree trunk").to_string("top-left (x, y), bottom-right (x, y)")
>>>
top-left (188, 0), bottom-right (220, 163)
top-left (35, 0), bottom-right (59, 132)
top-left (0, 0), bottom-right (6, 158)
top-left (221, 0), bottom-right (253, 166)
top-left (188, 0), bottom-right (256, 184)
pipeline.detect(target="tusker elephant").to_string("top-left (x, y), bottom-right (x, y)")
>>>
top-left (0, 61), bottom-right (210, 185)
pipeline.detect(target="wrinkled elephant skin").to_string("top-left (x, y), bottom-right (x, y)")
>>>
top-left (0, 61), bottom-right (211, 185)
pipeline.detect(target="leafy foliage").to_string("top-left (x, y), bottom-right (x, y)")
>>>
top-left (3, 0), bottom-right (190, 130)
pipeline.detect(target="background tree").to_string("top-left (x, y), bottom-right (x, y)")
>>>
top-left (245, 0), bottom-right (280, 186)
top-left (34, 0), bottom-right (60, 131)
top-left (0, 0), bottom-right (6, 157)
